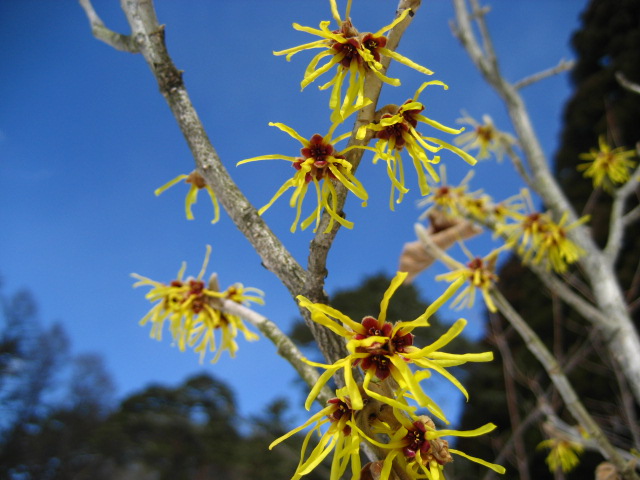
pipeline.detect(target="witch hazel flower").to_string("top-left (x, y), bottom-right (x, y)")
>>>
top-left (297, 272), bottom-right (494, 424)
top-left (155, 171), bottom-right (220, 224)
top-left (578, 135), bottom-right (637, 191)
top-left (455, 112), bottom-right (516, 162)
top-left (274, 0), bottom-right (433, 122)
top-left (378, 411), bottom-right (505, 479)
top-left (495, 190), bottom-right (589, 273)
top-left (435, 244), bottom-right (508, 313)
top-left (269, 387), bottom-right (377, 480)
top-left (237, 121), bottom-right (367, 233)
top-left (188, 275), bottom-right (262, 363)
top-left (357, 82), bottom-right (477, 209)
top-left (418, 167), bottom-right (478, 220)
top-left (131, 245), bottom-right (262, 363)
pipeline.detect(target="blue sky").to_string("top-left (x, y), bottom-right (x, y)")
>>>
top-left (1, 0), bottom-right (586, 425)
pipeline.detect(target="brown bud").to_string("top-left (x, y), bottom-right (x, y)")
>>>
top-left (595, 462), bottom-right (621, 480)
top-left (360, 461), bottom-right (383, 480)
top-left (186, 171), bottom-right (207, 189)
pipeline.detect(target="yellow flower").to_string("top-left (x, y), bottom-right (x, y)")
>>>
top-left (455, 112), bottom-right (515, 161)
top-left (189, 277), bottom-right (262, 363)
top-left (356, 82), bottom-right (477, 209)
top-left (154, 171), bottom-right (220, 223)
top-left (436, 245), bottom-right (506, 313)
top-left (418, 167), bottom-right (477, 220)
top-left (131, 245), bottom-right (261, 362)
top-left (275, 0), bottom-right (433, 121)
top-left (237, 121), bottom-right (368, 233)
top-left (495, 193), bottom-right (589, 273)
top-left (578, 135), bottom-right (637, 191)
top-left (378, 412), bottom-right (505, 479)
top-left (297, 272), bottom-right (493, 424)
top-left (490, 192), bottom-right (526, 224)
top-left (537, 438), bottom-right (584, 473)
top-left (269, 387), bottom-right (372, 480)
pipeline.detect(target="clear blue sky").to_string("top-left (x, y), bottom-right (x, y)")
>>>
top-left (0, 0), bottom-right (586, 424)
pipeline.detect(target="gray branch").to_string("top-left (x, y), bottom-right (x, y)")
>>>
top-left (220, 299), bottom-right (332, 405)
top-left (605, 161), bottom-right (640, 264)
top-left (616, 72), bottom-right (640, 95)
top-left (514, 58), bottom-right (576, 90)
top-left (490, 289), bottom-right (638, 480)
top-left (78, 0), bottom-right (138, 52)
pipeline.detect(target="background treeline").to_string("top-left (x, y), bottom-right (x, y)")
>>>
top-left (0, 280), bottom-right (324, 480)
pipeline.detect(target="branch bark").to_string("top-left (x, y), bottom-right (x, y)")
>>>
top-left (219, 299), bottom-right (332, 405)
top-left (490, 289), bottom-right (638, 480)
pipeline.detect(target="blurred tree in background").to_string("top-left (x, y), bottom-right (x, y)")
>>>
top-left (0, 279), bottom-right (324, 480)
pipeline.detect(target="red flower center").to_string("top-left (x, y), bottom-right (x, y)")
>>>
top-left (403, 421), bottom-right (430, 458)
top-left (476, 125), bottom-right (494, 142)
top-left (332, 38), bottom-right (362, 68)
top-left (361, 33), bottom-right (387, 62)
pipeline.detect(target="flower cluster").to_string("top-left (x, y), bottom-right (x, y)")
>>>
top-left (419, 174), bottom-right (587, 274)
top-left (237, 121), bottom-right (367, 232)
top-left (419, 167), bottom-right (520, 225)
top-left (495, 196), bottom-right (589, 273)
top-left (155, 171), bottom-right (220, 224)
top-left (269, 387), bottom-right (368, 480)
top-left (578, 135), bottom-right (637, 191)
top-left (132, 245), bottom-right (262, 362)
top-left (270, 272), bottom-right (504, 479)
top-left (356, 82), bottom-right (477, 209)
top-left (275, 0), bottom-right (433, 122)
top-left (376, 412), bottom-right (505, 479)
top-left (236, 0), bottom-right (481, 232)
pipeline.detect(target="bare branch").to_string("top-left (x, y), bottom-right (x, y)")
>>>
top-left (468, 0), bottom-right (498, 71)
top-left (78, 0), bottom-right (138, 52)
top-left (605, 161), bottom-right (640, 263)
top-left (513, 59), bottom-right (575, 90)
top-left (490, 289), bottom-right (637, 479)
top-left (489, 314), bottom-right (531, 480)
top-left (220, 299), bottom-right (332, 405)
top-left (527, 263), bottom-right (612, 328)
top-left (616, 72), bottom-right (640, 95)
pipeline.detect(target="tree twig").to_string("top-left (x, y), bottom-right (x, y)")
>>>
top-left (490, 289), bottom-right (638, 480)
top-left (605, 161), bottom-right (640, 263)
top-left (78, 0), bottom-right (138, 52)
top-left (514, 59), bottom-right (576, 90)
top-left (616, 72), bottom-right (640, 96)
top-left (489, 313), bottom-right (531, 480)
top-left (220, 299), bottom-right (332, 405)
